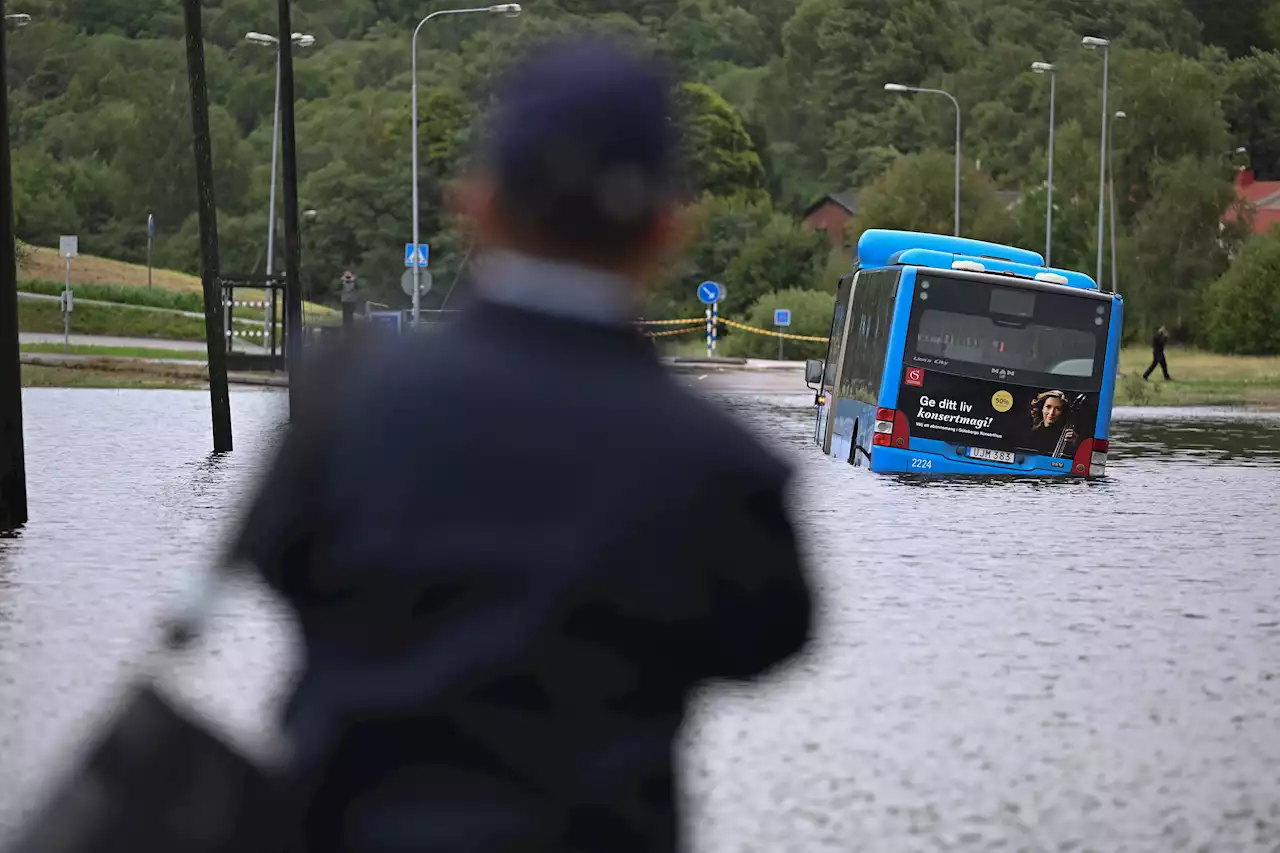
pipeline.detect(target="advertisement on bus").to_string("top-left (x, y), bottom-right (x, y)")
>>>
top-left (898, 367), bottom-right (1099, 460)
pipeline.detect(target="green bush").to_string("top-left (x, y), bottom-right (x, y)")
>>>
top-left (1203, 230), bottom-right (1280, 354)
top-left (19, 280), bottom-right (206, 313)
top-left (722, 288), bottom-right (835, 361)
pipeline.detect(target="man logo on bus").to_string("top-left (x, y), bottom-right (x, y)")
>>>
top-left (905, 367), bottom-right (925, 387)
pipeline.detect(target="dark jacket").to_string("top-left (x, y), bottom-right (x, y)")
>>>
top-left (1152, 330), bottom-right (1168, 356)
top-left (229, 297), bottom-right (813, 853)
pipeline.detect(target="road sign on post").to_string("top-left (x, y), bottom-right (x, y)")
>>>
top-left (59, 236), bottom-right (77, 353)
top-left (400, 268), bottom-right (433, 297)
top-left (774, 308), bottom-right (791, 362)
top-left (696, 281), bottom-right (722, 305)
top-left (404, 243), bottom-right (429, 268)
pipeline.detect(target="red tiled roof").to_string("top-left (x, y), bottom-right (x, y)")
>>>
top-left (1228, 169), bottom-right (1280, 233)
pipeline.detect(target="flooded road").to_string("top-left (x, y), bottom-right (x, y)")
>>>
top-left (2, 381), bottom-right (1279, 851)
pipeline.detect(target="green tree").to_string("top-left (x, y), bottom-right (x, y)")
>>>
top-left (854, 149), bottom-right (1018, 245)
top-left (1128, 156), bottom-right (1247, 338)
top-left (675, 82), bottom-right (767, 200)
top-left (1223, 50), bottom-right (1280, 180)
top-left (728, 287), bottom-right (834, 360)
top-left (1203, 229), bottom-right (1280, 354)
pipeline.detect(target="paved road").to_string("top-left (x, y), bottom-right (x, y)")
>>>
top-left (19, 332), bottom-right (265, 354)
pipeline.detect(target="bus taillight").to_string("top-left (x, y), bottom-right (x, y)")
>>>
top-left (874, 408), bottom-right (911, 448)
top-left (1091, 439), bottom-right (1109, 474)
top-left (1071, 438), bottom-right (1108, 476)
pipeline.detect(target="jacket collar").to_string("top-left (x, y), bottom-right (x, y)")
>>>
top-left (470, 249), bottom-right (642, 327)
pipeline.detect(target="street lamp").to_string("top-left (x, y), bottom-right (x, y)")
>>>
top-left (885, 82), bottom-right (961, 237)
top-left (3, 13), bottom-right (31, 28)
top-left (1031, 61), bottom-right (1057, 265)
top-left (1083, 35), bottom-right (1111, 286)
top-left (246, 30), bottom-right (315, 346)
top-left (411, 4), bottom-right (522, 331)
top-left (1109, 110), bottom-right (1125, 293)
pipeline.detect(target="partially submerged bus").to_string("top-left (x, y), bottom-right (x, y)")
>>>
top-left (806, 230), bottom-right (1123, 477)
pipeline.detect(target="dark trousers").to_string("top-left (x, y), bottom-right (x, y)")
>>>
top-left (1143, 352), bottom-right (1169, 380)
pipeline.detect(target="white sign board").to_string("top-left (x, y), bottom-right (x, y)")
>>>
top-left (59, 236), bottom-right (78, 259)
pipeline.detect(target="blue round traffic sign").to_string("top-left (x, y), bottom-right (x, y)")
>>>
top-left (697, 281), bottom-right (722, 305)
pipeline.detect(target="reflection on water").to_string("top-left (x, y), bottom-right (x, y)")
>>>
top-left (1111, 407), bottom-right (1280, 465)
top-left (2, 389), bottom-right (1279, 852)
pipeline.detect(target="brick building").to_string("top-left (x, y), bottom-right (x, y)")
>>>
top-left (801, 191), bottom-right (859, 248)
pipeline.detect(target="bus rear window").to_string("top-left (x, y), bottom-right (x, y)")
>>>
top-left (907, 275), bottom-right (1110, 389)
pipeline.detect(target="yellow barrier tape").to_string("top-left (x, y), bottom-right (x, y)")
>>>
top-left (718, 318), bottom-right (829, 343)
top-left (635, 318), bottom-right (708, 326)
top-left (645, 326), bottom-right (705, 338)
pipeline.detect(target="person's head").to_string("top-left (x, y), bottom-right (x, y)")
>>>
top-left (1033, 391), bottom-right (1068, 427)
top-left (455, 36), bottom-right (684, 281)
top-left (1158, 325), bottom-right (1167, 335)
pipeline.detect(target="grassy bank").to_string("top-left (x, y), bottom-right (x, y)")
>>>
top-left (20, 246), bottom-right (340, 319)
top-left (21, 343), bottom-right (205, 361)
top-left (1114, 347), bottom-right (1280, 408)
top-left (22, 364), bottom-right (203, 389)
top-left (19, 299), bottom-right (272, 343)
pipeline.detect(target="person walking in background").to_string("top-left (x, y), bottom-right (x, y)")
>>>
top-left (1143, 324), bottom-right (1171, 381)
top-left (227, 35), bottom-right (814, 853)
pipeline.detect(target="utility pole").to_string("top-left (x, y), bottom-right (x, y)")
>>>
top-left (0, 0), bottom-right (29, 529)
top-left (277, 0), bottom-right (304, 416)
top-left (182, 0), bottom-right (233, 452)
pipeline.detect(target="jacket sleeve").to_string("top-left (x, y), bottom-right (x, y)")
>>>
top-left (224, 420), bottom-right (320, 601)
top-left (689, 472), bottom-right (815, 682)
top-left (221, 339), bottom-right (357, 601)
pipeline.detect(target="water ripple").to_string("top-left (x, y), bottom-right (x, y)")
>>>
top-left (1, 390), bottom-right (1278, 852)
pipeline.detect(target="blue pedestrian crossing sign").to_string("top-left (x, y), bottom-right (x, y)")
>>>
top-left (774, 308), bottom-right (792, 327)
top-left (697, 281), bottom-right (722, 305)
top-left (404, 243), bottom-right (430, 268)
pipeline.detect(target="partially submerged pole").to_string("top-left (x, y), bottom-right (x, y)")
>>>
top-left (182, 0), bottom-right (233, 452)
top-left (277, 0), bottom-right (304, 417)
top-left (0, 1), bottom-right (29, 529)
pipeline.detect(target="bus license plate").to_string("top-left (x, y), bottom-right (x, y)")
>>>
top-left (968, 447), bottom-right (1015, 464)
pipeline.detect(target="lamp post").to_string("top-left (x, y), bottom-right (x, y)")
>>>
top-left (1109, 110), bottom-right (1125, 293)
top-left (1083, 35), bottom-right (1111, 285)
top-left (0, 3), bottom-right (31, 527)
top-left (411, 4), bottom-right (521, 331)
top-left (885, 82), bottom-right (961, 237)
top-left (246, 30), bottom-right (314, 348)
top-left (1031, 61), bottom-right (1056, 265)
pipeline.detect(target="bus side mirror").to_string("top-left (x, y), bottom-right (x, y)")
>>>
top-left (805, 359), bottom-right (824, 385)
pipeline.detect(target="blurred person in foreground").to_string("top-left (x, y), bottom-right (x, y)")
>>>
top-left (228, 35), bottom-right (813, 853)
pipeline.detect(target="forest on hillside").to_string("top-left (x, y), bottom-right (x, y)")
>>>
top-left (5, 0), bottom-right (1280, 349)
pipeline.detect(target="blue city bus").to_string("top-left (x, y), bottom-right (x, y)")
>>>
top-left (806, 230), bottom-right (1123, 477)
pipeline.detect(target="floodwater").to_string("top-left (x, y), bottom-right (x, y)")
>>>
top-left (2, 382), bottom-right (1279, 852)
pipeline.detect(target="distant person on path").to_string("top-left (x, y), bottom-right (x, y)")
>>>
top-left (227, 36), bottom-right (813, 853)
top-left (1143, 325), bottom-right (1171, 381)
